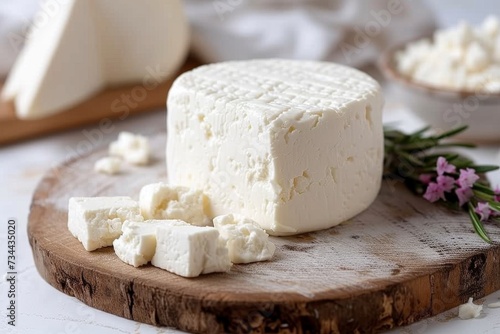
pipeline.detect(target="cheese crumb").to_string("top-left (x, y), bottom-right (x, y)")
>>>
top-left (109, 132), bottom-right (150, 165)
top-left (213, 214), bottom-right (275, 264)
top-left (94, 157), bottom-right (122, 175)
top-left (487, 301), bottom-right (500, 308)
top-left (139, 183), bottom-right (212, 226)
top-left (458, 297), bottom-right (483, 319)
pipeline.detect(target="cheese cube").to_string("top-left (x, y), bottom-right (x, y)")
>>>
top-left (68, 197), bottom-right (142, 251)
top-left (167, 59), bottom-right (384, 235)
top-left (151, 225), bottom-right (232, 277)
top-left (213, 214), bottom-right (275, 264)
top-left (109, 132), bottom-right (150, 165)
top-left (113, 219), bottom-right (188, 267)
top-left (139, 183), bottom-right (211, 226)
top-left (94, 156), bottom-right (122, 175)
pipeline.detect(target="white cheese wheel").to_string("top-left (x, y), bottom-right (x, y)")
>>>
top-left (167, 59), bottom-right (384, 236)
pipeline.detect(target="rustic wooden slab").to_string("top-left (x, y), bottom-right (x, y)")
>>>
top-left (0, 58), bottom-right (199, 146)
top-left (28, 133), bottom-right (500, 334)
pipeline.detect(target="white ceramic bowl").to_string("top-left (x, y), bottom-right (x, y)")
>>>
top-left (380, 45), bottom-right (500, 143)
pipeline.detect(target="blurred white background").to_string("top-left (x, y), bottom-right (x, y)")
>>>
top-left (426, 0), bottom-right (500, 26)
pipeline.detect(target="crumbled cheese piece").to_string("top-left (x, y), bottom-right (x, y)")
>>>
top-left (458, 297), bottom-right (483, 319)
top-left (465, 42), bottom-right (490, 72)
top-left (139, 183), bottom-right (211, 226)
top-left (482, 16), bottom-right (500, 37)
top-left (151, 225), bottom-right (232, 277)
top-left (94, 157), bottom-right (122, 175)
top-left (68, 197), bottom-right (143, 251)
top-left (109, 132), bottom-right (150, 165)
top-left (487, 301), bottom-right (500, 308)
top-left (213, 214), bottom-right (275, 264)
top-left (396, 16), bottom-right (500, 93)
top-left (113, 219), bottom-right (188, 267)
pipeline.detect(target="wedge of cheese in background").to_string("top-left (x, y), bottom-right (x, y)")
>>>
top-left (1, 0), bottom-right (189, 119)
top-left (167, 59), bottom-right (384, 236)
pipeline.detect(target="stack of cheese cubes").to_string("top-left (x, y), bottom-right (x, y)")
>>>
top-left (68, 183), bottom-right (275, 278)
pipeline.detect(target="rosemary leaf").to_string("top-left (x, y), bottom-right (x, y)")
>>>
top-left (435, 125), bottom-right (469, 140)
top-left (474, 191), bottom-right (495, 202)
top-left (435, 143), bottom-right (476, 149)
top-left (473, 183), bottom-right (496, 195)
top-left (399, 139), bottom-right (438, 151)
top-left (407, 126), bottom-right (432, 141)
top-left (468, 203), bottom-right (492, 243)
top-left (488, 202), bottom-right (500, 211)
top-left (395, 149), bottom-right (426, 166)
top-left (469, 165), bottom-right (500, 173)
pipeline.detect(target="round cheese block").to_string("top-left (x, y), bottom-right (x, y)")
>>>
top-left (167, 59), bottom-right (384, 235)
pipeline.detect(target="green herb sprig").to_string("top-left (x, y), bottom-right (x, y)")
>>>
top-left (384, 125), bottom-right (500, 243)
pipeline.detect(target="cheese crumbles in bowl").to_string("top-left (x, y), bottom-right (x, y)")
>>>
top-left (381, 16), bottom-right (500, 143)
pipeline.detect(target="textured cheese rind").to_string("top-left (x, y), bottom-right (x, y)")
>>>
top-left (151, 225), bottom-right (232, 277)
top-left (68, 196), bottom-right (143, 251)
top-left (139, 183), bottom-right (212, 226)
top-left (167, 59), bottom-right (384, 235)
top-left (113, 219), bottom-right (188, 267)
top-left (213, 214), bottom-right (275, 264)
top-left (2, 0), bottom-right (189, 119)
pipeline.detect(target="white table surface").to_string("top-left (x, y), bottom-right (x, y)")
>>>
top-left (1, 82), bottom-right (500, 334)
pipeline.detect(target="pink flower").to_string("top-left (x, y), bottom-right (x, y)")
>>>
top-left (437, 175), bottom-right (455, 192)
top-left (419, 174), bottom-right (433, 184)
top-left (437, 157), bottom-right (456, 176)
top-left (455, 187), bottom-right (474, 207)
top-left (475, 202), bottom-right (492, 221)
top-left (494, 186), bottom-right (500, 202)
top-left (456, 168), bottom-right (479, 189)
top-left (423, 182), bottom-right (446, 202)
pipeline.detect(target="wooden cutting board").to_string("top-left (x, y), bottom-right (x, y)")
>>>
top-left (28, 133), bottom-right (500, 334)
top-left (0, 58), bottom-right (200, 146)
